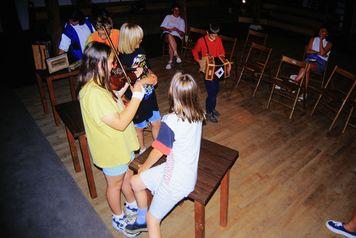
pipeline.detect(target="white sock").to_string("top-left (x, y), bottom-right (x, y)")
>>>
top-left (174, 51), bottom-right (178, 57)
top-left (126, 201), bottom-right (138, 209)
top-left (113, 212), bottom-right (125, 220)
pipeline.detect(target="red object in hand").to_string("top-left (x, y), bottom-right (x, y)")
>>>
top-left (110, 66), bottom-right (137, 91)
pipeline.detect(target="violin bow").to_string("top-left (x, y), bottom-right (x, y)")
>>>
top-left (101, 26), bottom-right (131, 85)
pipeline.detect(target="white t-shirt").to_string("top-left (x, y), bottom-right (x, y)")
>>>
top-left (160, 15), bottom-right (185, 39)
top-left (311, 37), bottom-right (330, 61)
top-left (151, 113), bottom-right (202, 193)
top-left (58, 22), bottom-right (94, 52)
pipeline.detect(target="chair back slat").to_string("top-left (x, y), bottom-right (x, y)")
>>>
top-left (32, 44), bottom-right (48, 70)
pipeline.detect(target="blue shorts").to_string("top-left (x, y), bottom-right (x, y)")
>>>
top-left (305, 54), bottom-right (326, 74)
top-left (134, 110), bottom-right (161, 129)
top-left (102, 152), bottom-right (135, 176)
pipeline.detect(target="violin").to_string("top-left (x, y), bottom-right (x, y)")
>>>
top-left (101, 26), bottom-right (137, 90)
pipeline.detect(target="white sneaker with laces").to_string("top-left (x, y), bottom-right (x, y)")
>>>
top-left (165, 62), bottom-right (172, 70)
top-left (176, 57), bottom-right (182, 63)
top-left (112, 215), bottom-right (139, 237)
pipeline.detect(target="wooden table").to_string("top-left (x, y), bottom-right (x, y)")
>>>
top-left (55, 100), bottom-right (97, 199)
top-left (35, 68), bottom-right (79, 126)
top-left (130, 139), bottom-right (239, 238)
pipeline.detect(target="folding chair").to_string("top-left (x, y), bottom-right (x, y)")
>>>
top-left (234, 42), bottom-right (272, 96)
top-left (311, 66), bottom-right (356, 131)
top-left (219, 34), bottom-right (237, 95)
top-left (342, 98), bottom-right (355, 133)
top-left (181, 26), bottom-right (205, 60)
top-left (267, 56), bottom-right (309, 119)
top-left (240, 29), bottom-right (268, 62)
top-left (32, 42), bottom-right (51, 113)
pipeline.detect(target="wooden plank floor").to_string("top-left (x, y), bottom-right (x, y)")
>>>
top-left (16, 56), bottom-right (355, 238)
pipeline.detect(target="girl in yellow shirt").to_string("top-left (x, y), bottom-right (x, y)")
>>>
top-left (78, 41), bottom-right (156, 237)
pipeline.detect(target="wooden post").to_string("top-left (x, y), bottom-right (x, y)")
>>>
top-left (46, 76), bottom-right (60, 126)
top-left (35, 72), bottom-right (48, 113)
top-left (220, 170), bottom-right (230, 227)
top-left (194, 201), bottom-right (205, 238)
top-left (45, 0), bottom-right (62, 53)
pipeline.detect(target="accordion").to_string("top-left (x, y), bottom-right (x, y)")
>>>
top-left (202, 55), bottom-right (230, 80)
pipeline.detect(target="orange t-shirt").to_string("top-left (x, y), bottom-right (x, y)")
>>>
top-left (87, 29), bottom-right (120, 50)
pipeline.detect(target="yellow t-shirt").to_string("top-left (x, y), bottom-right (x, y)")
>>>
top-left (79, 80), bottom-right (139, 168)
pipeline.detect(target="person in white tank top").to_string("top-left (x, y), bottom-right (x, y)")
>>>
top-left (294, 27), bottom-right (332, 83)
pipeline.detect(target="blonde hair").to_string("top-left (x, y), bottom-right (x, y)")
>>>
top-left (118, 23), bottom-right (143, 54)
top-left (168, 72), bottom-right (205, 123)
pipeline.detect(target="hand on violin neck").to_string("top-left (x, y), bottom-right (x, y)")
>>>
top-left (141, 73), bottom-right (158, 86)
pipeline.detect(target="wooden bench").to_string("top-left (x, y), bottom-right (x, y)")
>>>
top-left (36, 68), bottom-right (79, 126)
top-left (55, 100), bottom-right (239, 238)
top-left (55, 100), bottom-right (97, 198)
top-left (130, 140), bottom-right (239, 238)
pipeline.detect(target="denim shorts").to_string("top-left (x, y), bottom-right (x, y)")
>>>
top-left (102, 152), bottom-right (135, 176)
top-left (134, 110), bottom-right (161, 129)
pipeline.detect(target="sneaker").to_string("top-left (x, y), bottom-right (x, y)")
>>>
top-left (126, 221), bottom-right (148, 234)
top-left (326, 220), bottom-right (356, 238)
top-left (206, 112), bottom-right (218, 123)
top-left (274, 85), bottom-right (281, 90)
top-left (176, 57), bottom-right (182, 64)
top-left (212, 109), bottom-right (220, 117)
top-left (112, 215), bottom-right (140, 237)
top-left (165, 62), bottom-right (172, 70)
top-left (124, 202), bottom-right (138, 218)
top-left (289, 74), bottom-right (297, 81)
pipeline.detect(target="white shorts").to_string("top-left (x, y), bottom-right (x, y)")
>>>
top-left (140, 163), bottom-right (186, 220)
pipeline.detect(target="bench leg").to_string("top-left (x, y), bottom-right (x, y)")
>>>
top-left (35, 72), bottom-right (48, 113)
top-left (46, 76), bottom-right (60, 126)
top-left (220, 170), bottom-right (230, 227)
top-left (194, 201), bottom-right (205, 238)
top-left (78, 135), bottom-right (97, 199)
top-left (65, 127), bottom-right (81, 172)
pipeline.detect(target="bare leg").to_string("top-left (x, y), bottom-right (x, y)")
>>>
top-left (344, 212), bottom-right (356, 232)
top-left (147, 211), bottom-right (161, 238)
top-left (295, 67), bottom-right (306, 82)
top-left (167, 34), bottom-right (178, 60)
top-left (130, 174), bottom-right (148, 210)
top-left (122, 169), bottom-right (136, 203)
top-left (104, 173), bottom-right (124, 215)
top-left (136, 127), bottom-right (145, 150)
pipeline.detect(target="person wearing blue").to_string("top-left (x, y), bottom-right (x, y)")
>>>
top-left (58, 8), bottom-right (94, 63)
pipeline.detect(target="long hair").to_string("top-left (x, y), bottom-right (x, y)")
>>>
top-left (118, 23), bottom-right (143, 54)
top-left (168, 72), bottom-right (205, 123)
top-left (77, 42), bottom-right (115, 98)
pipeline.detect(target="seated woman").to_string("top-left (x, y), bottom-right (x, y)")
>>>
top-left (160, 3), bottom-right (185, 70)
top-left (293, 27), bottom-right (332, 83)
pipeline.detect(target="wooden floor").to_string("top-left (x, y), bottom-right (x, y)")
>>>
top-left (16, 56), bottom-right (355, 238)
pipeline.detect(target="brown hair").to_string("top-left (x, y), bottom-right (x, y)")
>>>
top-left (77, 41), bottom-right (116, 99)
top-left (168, 72), bottom-right (205, 123)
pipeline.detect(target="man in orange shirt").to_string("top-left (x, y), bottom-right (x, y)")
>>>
top-left (87, 11), bottom-right (120, 50)
top-left (192, 24), bottom-right (231, 123)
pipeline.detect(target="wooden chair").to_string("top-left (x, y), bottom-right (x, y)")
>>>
top-left (267, 56), bottom-right (309, 119)
top-left (181, 26), bottom-right (206, 60)
top-left (32, 42), bottom-right (51, 113)
top-left (342, 98), bottom-right (355, 133)
top-left (234, 42), bottom-right (272, 96)
top-left (240, 29), bottom-right (268, 62)
top-left (219, 34), bottom-right (238, 95)
top-left (311, 66), bottom-right (356, 131)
